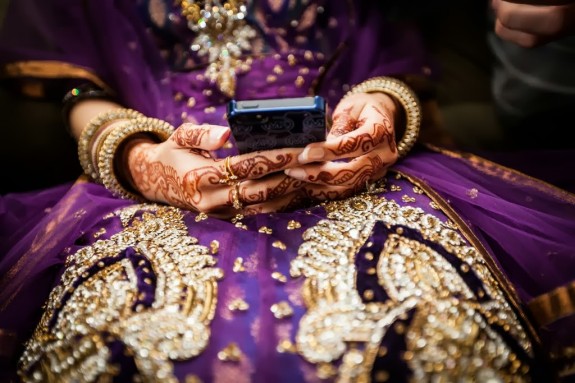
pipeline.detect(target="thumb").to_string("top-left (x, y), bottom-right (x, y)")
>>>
top-left (172, 124), bottom-right (231, 150)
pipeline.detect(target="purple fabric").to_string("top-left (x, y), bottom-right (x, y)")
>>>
top-left (0, 180), bottom-right (132, 333)
top-left (475, 149), bottom-right (575, 194)
top-left (0, 0), bottom-right (574, 381)
top-left (396, 147), bottom-right (575, 372)
top-left (3, 171), bottom-right (565, 381)
top-left (396, 147), bottom-right (575, 303)
top-left (0, 0), bottom-right (434, 124)
top-left (0, 0), bottom-right (172, 118)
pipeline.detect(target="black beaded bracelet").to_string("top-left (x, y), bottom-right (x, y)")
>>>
top-left (62, 83), bottom-right (116, 135)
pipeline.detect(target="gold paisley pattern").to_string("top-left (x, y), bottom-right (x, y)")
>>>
top-left (19, 205), bottom-right (223, 382)
top-left (292, 187), bottom-right (533, 382)
top-left (18, 178), bottom-right (540, 382)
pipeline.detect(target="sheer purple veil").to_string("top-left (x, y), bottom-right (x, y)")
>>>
top-left (397, 147), bottom-right (575, 303)
top-left (397, 147), bottom-right (575, 360)
top-left (0, 0), bottom-right (176, 359)
top-left (0, 0), bottom-right (174, 119)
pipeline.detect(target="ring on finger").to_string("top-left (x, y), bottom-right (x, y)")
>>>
top-left (231, 181), bottom-right (244, 210)
top-left (219, 156), bottom-right (238, 186)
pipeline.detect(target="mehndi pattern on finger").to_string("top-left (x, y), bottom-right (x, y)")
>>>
top-left (171, 125), bottom-right (210, 147)
top-left (344, 77), bottom-right (421, 158)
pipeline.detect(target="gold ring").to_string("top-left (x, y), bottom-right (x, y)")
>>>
top-left (219, 156), bottom-right (238, 186)
top-left (231, 181), bottom-right (243, 210)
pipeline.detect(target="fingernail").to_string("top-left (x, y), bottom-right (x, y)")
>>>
top-left (285, 168), bottom-right (307, 180)
top-left (298, 147), bottom-right (324, 163)
top-left (210, 126), bottom-right (230, 142)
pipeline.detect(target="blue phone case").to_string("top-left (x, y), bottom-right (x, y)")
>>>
top-left (227, 96), bottom-right (326, 154)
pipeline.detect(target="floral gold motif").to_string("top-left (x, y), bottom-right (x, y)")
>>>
top-left (292, 182), bottom-right (534, 382)
top-left (178, 0), bottom-right (256, 97)
top-left (19, 205), bottom-right (223, 382)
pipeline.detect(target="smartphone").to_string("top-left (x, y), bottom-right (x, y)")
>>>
top-left (227, 96), bottom-right (327, 154)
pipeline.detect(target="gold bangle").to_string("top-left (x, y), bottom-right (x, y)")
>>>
top-left (90, 124), bottom-right (118, 177)
top-left (78, 108), bottom-right (144, 181)
top-left (97, 117), bottom-right (175, 201)
top-left (344, 76), bottom-right (421, 158)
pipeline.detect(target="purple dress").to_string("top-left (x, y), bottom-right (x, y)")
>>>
top-left (0, 1), bottom-right (574, 382)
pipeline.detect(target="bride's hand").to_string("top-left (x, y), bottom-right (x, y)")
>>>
top-left (125, 123), bottom-right (307, 217)
top-left (284, 92), bottom-right (400, 201)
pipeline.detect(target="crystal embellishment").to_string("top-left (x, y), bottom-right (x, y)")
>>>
top-left (179, 0), bottom-right (256, 97)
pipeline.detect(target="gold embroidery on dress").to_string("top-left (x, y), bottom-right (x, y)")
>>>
top-left (19, 205), bottom-right (223, 382)
top-left (2, 61), bottom-right (109, 91)
top-left (178, 0), bottom-right (257, 97)
top-left (292, 188), bottom-right (533, 382)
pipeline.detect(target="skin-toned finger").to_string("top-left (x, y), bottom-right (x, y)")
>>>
top-left (205, 172), bottom-right (306, 207)
top-left (328, 97), bottom-right (365, 136)
top-left (133, 152), bottom-right (198, 209)
top-left (328, 105), bottom-right (365, 138)
top-left (495, 18), bottom-right (546, 47)
top-left (494, 0), bottom-right (575, 36)
top-left (226, 148), bottom-right (305, 181)
top-left (171, 123), bottom-right (231, 151)
top-left (329, 93), bottom-right (396, 139)
top-left (172, 148), bottom-right (306, 210)
top-left (128, 140), bottom-right (225, 211)
top-left (129, 138), bottom-right (306, 212)
top-left (299, 93), bottom-right (397, 164)
top-left (238, 174), bottom-right (307, 205)
top-left (302, 163), bottom-right (389, 201)
top-left (297, 112), bottom-right (392, 164)
top-left (173, 178), bottom-right (310, 219)
top-left (285, 150), bottom-right (392, 187)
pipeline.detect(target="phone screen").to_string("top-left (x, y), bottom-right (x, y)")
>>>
top-left (227, 96), bottom-right (327, 154)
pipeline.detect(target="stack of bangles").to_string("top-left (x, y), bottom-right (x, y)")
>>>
top-left (76, 108), bottom-right (175, 201)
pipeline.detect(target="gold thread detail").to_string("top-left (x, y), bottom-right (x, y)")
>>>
top-left (19, 205), bottom-right (223, 382)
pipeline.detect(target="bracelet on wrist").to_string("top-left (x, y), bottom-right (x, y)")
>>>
top-left (62, 83), bottom-right (116, 135)
top-left (96, 117), bottom-right (175, 201)
top-left (78, 108), bottom-right (145, 182)
top-left (344, 76), bottom-right (421, 158)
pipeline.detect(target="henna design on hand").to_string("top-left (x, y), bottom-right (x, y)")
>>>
top-left (311, 168), bottom-right (357, 186)
top-left (308, 154), bottom-right (386, 187)
top-left (349, 155), bottom-right (386, 194)
top-left (233, 154), bottom-right (294, 178)
top-left (242, 176), bottom-right (306, 204)
top-left (130, 146), bottom-right (225, 211)
top-left (330, 106), bottom-right (365, 136)
top-left (329, 132), bottom-right (376, 156)
top-left (328, 102), bottom-right (397, 157)
top-left (130, 147), bottom-right (199, 209)
top-left (372, 104), bottom-right (396, 153)
top-left (172, 125), bottom-right (209, 147)
top-left (130, 146), bottom-right (299, 213)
